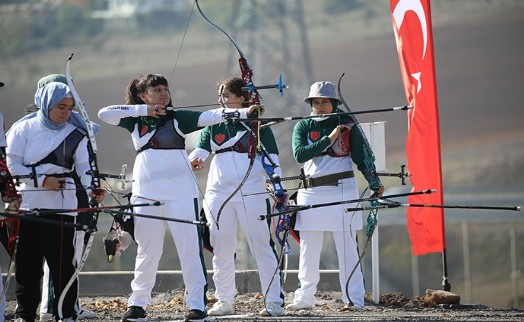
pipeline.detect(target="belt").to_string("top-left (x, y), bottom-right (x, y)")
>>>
top-left (215, 147), bottom-right (246, 154)
top-left (46, 173), bottom-right (72, 178)
top-left (301, 170), bottom-right (354, 188)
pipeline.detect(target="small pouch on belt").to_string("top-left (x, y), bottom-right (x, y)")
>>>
top-left (300, 170), bottom-right (354, 188)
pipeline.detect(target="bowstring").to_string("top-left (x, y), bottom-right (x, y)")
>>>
top-left (342, 186), bottom-right (367, 307)
top-left (169, 1), bottom-right (196, 85)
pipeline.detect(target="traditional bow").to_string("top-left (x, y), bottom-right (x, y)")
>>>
top-left (195, 0), bottom-right (262, 228)
top-left (57, 53), bottom-right (103, 319)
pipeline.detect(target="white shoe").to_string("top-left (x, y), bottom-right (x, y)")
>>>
top-left (39, 312), bottom-right (54, 321)
top-left (285, 300), bottom-right (314, 311)
top-left (15, 318), bottom-right (28, 322)
top-left (207, 300), bottom-right (234, 316)
top-left (260, 302), bottom-right (285, 316)
top-left (77, 308), bottom-right (97, 319)
top-left (343, 303), bottom-right (364, 310)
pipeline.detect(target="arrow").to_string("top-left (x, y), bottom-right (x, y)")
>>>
top-left (258, 189), bottom-right (436, 220)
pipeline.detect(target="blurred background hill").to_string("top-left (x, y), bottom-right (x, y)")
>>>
top-left (1, 0), bottom-right (523, 309)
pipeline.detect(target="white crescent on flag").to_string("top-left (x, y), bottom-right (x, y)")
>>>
top-left (392, 0), bottom-right (428, 59)
top-left (392, 0), bottom-right (427, 95)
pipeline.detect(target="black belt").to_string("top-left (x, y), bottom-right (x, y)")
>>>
top-left (215, 147), bottom-right (248, 154)
top-left (46, 173), bottom-right (72, 178)
top-left (301, 170), bottom-right (354, 188)
top-left (136, 143), bottom-right (184, 153)
top-left (318, 149), bottom-right (350, 157)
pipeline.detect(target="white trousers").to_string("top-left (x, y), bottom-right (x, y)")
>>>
top-left (204, 197), bottom-right (283, 305)
top-left (293, 230), bottom-right (365, 307)
top-left (128, 198), bottom-right (207, 311)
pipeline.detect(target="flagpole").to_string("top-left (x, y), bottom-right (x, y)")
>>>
top-left (390, 0), bottom-right (450, 292)
top-left (424, 0), bottom-right (450, 291)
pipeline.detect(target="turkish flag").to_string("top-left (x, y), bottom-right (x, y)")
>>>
top-left (390, 0), bottom-right (445, 255)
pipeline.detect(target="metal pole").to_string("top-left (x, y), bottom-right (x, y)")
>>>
top-left (411, 254), bottom-right (419, 297)
top-left (462, 221), bottom-right (471, 302)
top-left (372, 226), bottom-right (380, 303)
top-left (510, 227), bottom-right (519, 307)
top-left (441, 248), bottom-right (451, 291)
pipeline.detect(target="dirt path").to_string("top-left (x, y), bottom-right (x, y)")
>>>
top-left (5, 291), bottom-right (523, 321)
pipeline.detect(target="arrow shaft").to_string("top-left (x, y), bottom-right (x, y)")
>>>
top-left (344, 203), bottom-right (520, 212)
top-left (259, 189), bottom-right (436, 219)
top-left (104, 209), bottom-right (209, 226)
top-left (228, 106), bottom-right (411, 124)
top-left (1, 212), bottom-right (87, 229)
top-left (399, 203), bottom-right (520, 211)
top-left (28, 202), bottom-right (162, 215)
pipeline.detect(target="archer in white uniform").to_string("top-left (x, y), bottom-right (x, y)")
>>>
top-left (6, 82), bottom-right (102, 322)
top-left (286, 81), bottom-right (384, 311)
top-left (22, 73), bottom-right (97, 321)
top-left (188, 77), bottom-right (285, 317)
top-left (98, 74), bottom-right (254, 322)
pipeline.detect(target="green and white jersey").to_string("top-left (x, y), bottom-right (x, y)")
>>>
top-left (98, 105), bottom-right (249, 201)
top-left (292, 111), bottom-right (377, 231)
top-left (189, 122), bottom-right (282, 202)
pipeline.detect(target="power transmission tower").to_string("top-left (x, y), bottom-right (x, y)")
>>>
top-left (225, 0), bottom-right (314, 176)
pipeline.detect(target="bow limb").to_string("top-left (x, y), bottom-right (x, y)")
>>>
top-left (259, 147), bottom-right (291, 313)
top-left (215, 158), bottom-right (255, 228)
top-left (0, 157), bottom-right (22, 302)
top-left (196, 0), bottom-right (261, 228)
top-left (337, 73), bottom-right (383, 192)
top-left (58, 53), bottom-right (102, 320)
top-left (344, 197), bottom-right (380, 307)
top-left (337, 73), bottom-right (384, 305)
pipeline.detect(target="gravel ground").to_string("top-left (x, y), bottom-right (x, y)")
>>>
top-left (4, 290), bottom-right (523, 321)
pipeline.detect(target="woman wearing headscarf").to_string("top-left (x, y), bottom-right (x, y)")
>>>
top-left (6, 82), bottom-right (104, 322)
top-left (22, 74), bottom-right (98, 321)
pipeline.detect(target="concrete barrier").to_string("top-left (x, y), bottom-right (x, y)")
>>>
top-left (2, 269), bottom-right (342, 299)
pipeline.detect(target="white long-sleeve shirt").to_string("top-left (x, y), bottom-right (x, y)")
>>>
top-left (6, 118), bottom-right (91, 213)
top-left (98, 105), bottom-right (248, 201)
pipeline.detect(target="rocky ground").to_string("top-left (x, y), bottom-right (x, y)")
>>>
top-left (4, 290), bottom-right (523, 321)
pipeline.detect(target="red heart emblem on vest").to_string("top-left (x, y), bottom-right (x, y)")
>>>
top-left (309, 131), bottom-right (320, 141)
top-left (139, 125), bottom-right (148, 137)
top-left (215, 134), bottom-right (226, 145)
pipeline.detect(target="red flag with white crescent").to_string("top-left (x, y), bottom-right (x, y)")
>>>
top-left (390, 0), bottom-right (445, 256)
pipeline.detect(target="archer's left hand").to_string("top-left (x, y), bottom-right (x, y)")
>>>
top-left (90, 188), bottom-right (106, 204)
top-left (247, 104), bottom-right (265, 117)
top-left (370, 185), bottom-right (385, 198)
top-left (274, 191), bottom-right (288, 212)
